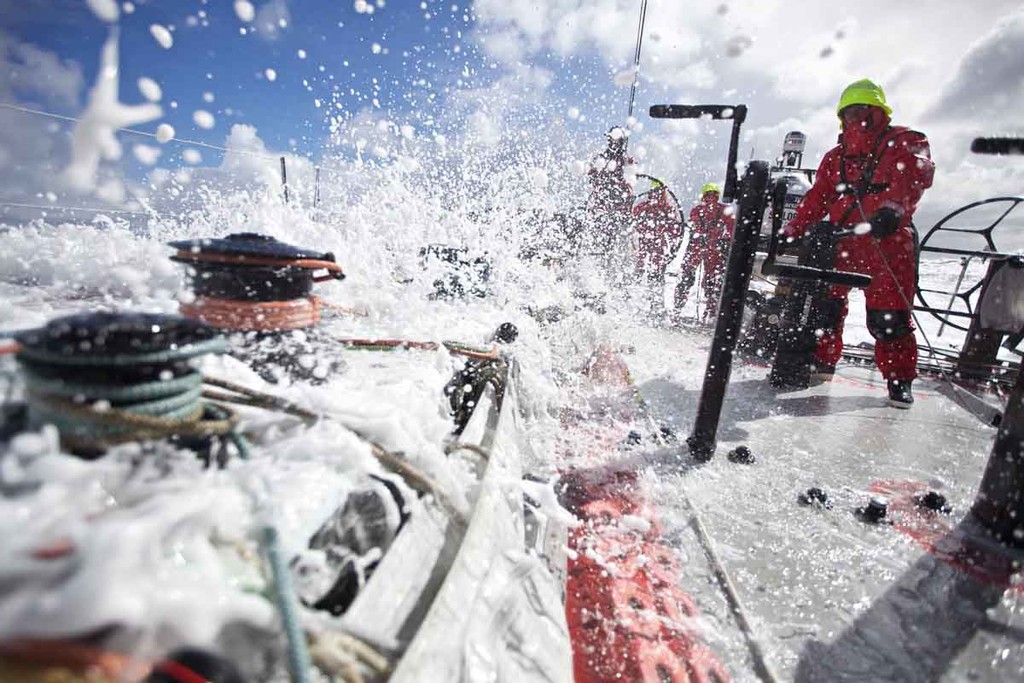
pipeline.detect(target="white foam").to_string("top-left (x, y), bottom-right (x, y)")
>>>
top-left (149, 24), bottom-right (174, 50)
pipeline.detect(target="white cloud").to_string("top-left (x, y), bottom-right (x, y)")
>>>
top-left (925, 8), bottom-right (1024, 123)
top-left (470, 0), bottom-right (1024, 229)
top-left (477, 28), bottom-right (526, 64)
top-left (0, 31), bottom-right (84, 109)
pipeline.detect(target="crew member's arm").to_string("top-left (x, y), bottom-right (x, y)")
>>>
top-left (782, 151), bottom-right (838, 240)
top-left (869, 132), bottom-right (935, 237)
top-left (722, 204), bottom-right (735, 237)
top-left (687, 205), bottom-right (704, 244)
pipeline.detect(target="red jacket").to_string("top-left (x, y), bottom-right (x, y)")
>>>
top-left (688, 197), bottom-right (733, 248)
top-left (633, 189), bottom-right (682, 253)
top-left (588, 152), bottom-right (636, 214)
top-left (786, 120), bottom-right (934, 237)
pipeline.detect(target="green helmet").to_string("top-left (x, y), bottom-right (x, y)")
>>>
top-left (837, 79), bottom-right (892, 117)
top-left (701, 182), bottom-right (721, 196)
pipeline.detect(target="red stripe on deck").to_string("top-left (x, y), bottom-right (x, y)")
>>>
top-left (871, 479), bottom-right (1024, 592)
top-left (559, 347), bottom-right (731, 683)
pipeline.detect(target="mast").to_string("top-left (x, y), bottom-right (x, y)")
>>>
top-left (626, 0), bottom-right (650, 120)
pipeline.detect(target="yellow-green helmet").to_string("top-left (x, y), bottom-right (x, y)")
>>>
top-left (837, 79), bottom-right (892, 117)
top-left (701, 182), bottom-right (721, 196)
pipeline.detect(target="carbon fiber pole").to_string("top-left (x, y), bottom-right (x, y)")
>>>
top-left (280, 156), bottom-right (289, 204)
top-left (686, 161), bottom-right (770, 462)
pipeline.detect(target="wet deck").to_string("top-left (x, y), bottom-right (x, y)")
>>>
top-left (604, 325), bottom-right (1023, 681)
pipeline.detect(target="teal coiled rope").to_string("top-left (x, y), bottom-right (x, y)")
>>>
top-left (24, 369), bottom-right (205, 441)
top-left (17, 337), bottom-right (239, 451)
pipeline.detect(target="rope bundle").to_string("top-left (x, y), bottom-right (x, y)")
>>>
top-left (181, 296), bottom-right (323, 333)
top-left (14, 313), bottom-right (238, 456)
top-left (170, 234), bottom-right (345, 334)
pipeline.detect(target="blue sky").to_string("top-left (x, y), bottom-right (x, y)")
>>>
top-left (2, 0), bottom-right (1024, 232)
top-left (6, 1), bottom-right (502, 158)
top-left (1, 0), bottom-right (637, 181)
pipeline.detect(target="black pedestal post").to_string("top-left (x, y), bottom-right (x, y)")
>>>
top-left (686, 161), bottom-right (770, 461)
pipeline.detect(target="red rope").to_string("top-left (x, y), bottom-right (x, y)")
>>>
top-left (336, 338), bottom-right (500, 361)
top-left (152, 659), bottom-right (214, 683)
top-left (172, 250), bottom-right (345, 282)
top-left (0, 639), bottom-right (150, 679)
top-left (180, 296), bottom-right (321, 332)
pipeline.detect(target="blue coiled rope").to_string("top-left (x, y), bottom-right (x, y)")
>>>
top-left (17, 338), bottom-right (240, 450)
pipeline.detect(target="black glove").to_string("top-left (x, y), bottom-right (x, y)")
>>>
top-left (869, 208), bottom-right (901, 239)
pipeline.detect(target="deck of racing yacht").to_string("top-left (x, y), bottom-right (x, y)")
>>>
top-left (611, 322), bottom-right (1023, 682)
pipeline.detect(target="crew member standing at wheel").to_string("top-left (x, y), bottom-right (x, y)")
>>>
top-left (779, 79), bottom-right (934, 408)
top-left (674, 182), bottom-right (734, 322)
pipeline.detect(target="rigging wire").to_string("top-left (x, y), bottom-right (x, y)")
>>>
top-left (626, 0), bottom-right (650, 120)
top-left (0, 102), bottom-right (283, 161)
top-left (0, 200), bottom-right (161, 217)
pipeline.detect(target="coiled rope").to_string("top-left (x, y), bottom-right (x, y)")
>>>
top-left (17, 336), bottom-right (247, 455)
top-left (172, 249), bottom-right (345, 333)
top-left (181, 296), bottom-right (323, 333)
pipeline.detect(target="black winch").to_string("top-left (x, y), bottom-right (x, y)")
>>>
top-left (169, 232), bottom-right (346, 384)
top-left (11, 312), bottom-right (236, 459)
top-left (169, 232), bottom-right (343, 302)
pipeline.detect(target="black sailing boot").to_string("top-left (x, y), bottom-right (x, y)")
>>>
top-left (887, 379), bottom-right (914, 409)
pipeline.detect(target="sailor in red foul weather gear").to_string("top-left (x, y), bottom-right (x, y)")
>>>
top-left (588, 127), bottom-right (635, 217)
top-left (674, 183), bottom-right (734, 321)
top-left (633, 178), bottom-right (683, 318)
top-left (780, 79), bottom-right (934, 407)
top-left (633, 178), bottom-right (683, 282)
top-left (588, 128), bottom-right (637, 280)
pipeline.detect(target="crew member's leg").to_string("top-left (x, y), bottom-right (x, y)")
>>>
top-left (701, 244), bottom-right (729, 321)
top-left (864, 231), bottom-right (919, 381)
top-left (674, 247), bottom-right (701, 312)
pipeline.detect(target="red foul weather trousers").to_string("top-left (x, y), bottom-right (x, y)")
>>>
top-left (816, 225), bottom-right (918, 380)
